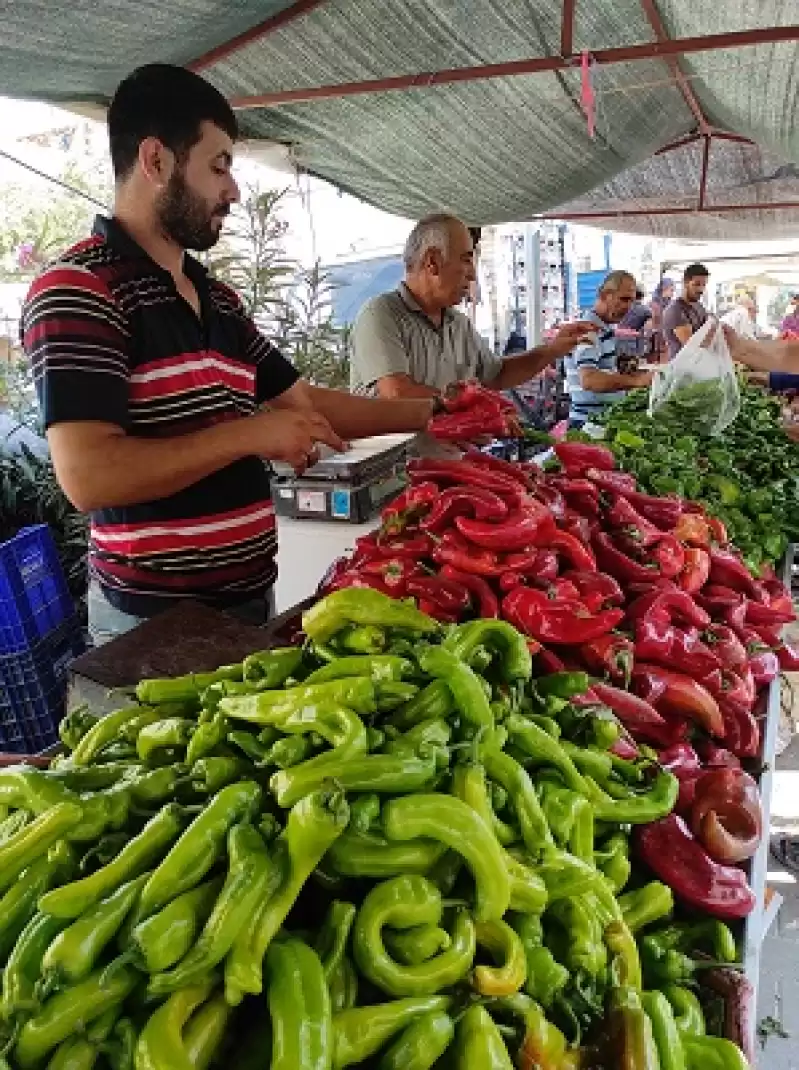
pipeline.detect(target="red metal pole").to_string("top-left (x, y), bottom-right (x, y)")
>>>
top-left (709, 130), bottom-right (756, 145)
top-left (561, 0), bottom-right (576, 57)
top-left (654, 132), bottom-right (701, 156)
top-left (536, 201), bottom-right (799, 220)
top-left (698, 133), bottom-right (711, 209)
top-left (228, 25), bottom-right (799, 109)
top-left (638, 0), bottom-right (710, 132)
top-left (188, 0), bottom-right (329, 72)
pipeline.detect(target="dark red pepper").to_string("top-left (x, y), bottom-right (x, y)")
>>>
top-left (777, 640), bottom-right (799, 671)
top-left (631, 664), bottom-right (725, 738)
top-left (533, 649), bottom-right (567, 675)
top-left (697, 584), bottom-right (744, 616)
top-left (561, 569), bottom-right (624, 607)
top-left (701, 667), bottom-right (755, 715)
top-left (456, 501), bottom-right (556, 552)
top-left (703, 624), bottom-right (749, 676)
top-left (635, 814), bottom-right (757, 919)
top-left (553, 441), bottom-right (616, 474)
top-left (691, 768), bottom-right (762, 864)
top-left (520, 549), bottom-right (559, 584)
top-left (544, 529), bottom-right (597, 572)
top-left (717, 700), bottom-right (760, 759)
top-left (746, 622), bottom-right (784, 648)
top-left (462, 448), bottom-right (535, 489)
top-left (380, 481), bottom-right (439, 536)
top-left (593, 531), bottom-right (660, 584)
top-left (708, 547), bottom-right (761, 598)
top-left (578, 633), bottom-right (634, 685)
top-left (605, 495), bottom-right (663, 548)
top-left (677, 547), bottom-right (711, 594)
top-left (585, 468), bottom-right (638, 495)
top-left (559, 511), bottom-right (597, 546)
top-left (407, 458), bottom-right (525, 499)
top-left (419, 486), bottom-right (509, 533)
top-left (694, 741), bottom-right (741, 769)
top-left (554, 477), bottom-right (600, 518)
top-left (331, 572), bottom-right (393, 596)
top-left (368, 532), bottom-right (436, 558)
top-left (643, 533), bottom-right (686, 580)
top-left (622, 490), bottom-right (683, 530)
top-left (501, 587), bottom-right (623, 645)
top-left (626, 588), bottom-right (711, 630)
top-left (439, 564), bottom-right (499, 619)
top-left (748, 649), bottom-right (780, 687)
top-left (407, 575), bottom-right (470, 615)
top-left (744, 599), bottom-right (796, 627)
top-left (532, 482), bottom-right (566, 520)
top-left (355, 557), bottom-right (423, 596)
top-left (416, 598), bottom-right (460, 624)
top-left (317, 555), bottom-right (353, 595)
top-left (431, 533), bottom-right (506, 577)
top-left (634, 619), bottom-right (721, 679)
top-left (591, 682), bottom-right (667, 736)
top-left (657, 743), bottom-right (705, 814)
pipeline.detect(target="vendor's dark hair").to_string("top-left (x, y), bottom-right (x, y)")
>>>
top-left (684, 262), bottom-right (709, 281)
top-left (108, 64), bottom-right (238, 179)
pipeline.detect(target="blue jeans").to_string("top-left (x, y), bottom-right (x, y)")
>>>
top-left (87, 581), bottom-right (275, 647)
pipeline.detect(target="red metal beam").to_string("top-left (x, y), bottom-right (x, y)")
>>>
top-left (638, 0), bottom-right (710, 132)
top-left (188, 0), bottom-right (328, 72)
top-left (560, 0), bottom-right (576, 58)
top-left (710, 130), bottom-right (756, 146)
top-left (654, 132), bottom-right (701, 156)
top-left (537, 201), bottom-right (799, 220)
top-left (698, 133), bottom-right (711, 209)
top-left (229, 25), bottom-right (799, 109)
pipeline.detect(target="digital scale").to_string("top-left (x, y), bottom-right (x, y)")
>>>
top-left (271, 433), bottom-right (416, 523)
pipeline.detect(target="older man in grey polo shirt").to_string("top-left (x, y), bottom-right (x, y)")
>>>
top-left (351, 214), bottom-right (590, 399)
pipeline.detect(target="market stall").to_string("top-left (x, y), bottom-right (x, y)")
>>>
top-left (0, 374), bottom-right (795, 1067)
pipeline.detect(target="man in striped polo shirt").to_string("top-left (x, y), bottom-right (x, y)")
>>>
top-left (564, 271), bottom-right (655, 430)
top-left (22, 65), bottom-right (465, 645)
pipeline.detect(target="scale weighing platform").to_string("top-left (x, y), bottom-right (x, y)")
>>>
top-left (272, 433), bottom-right (416, 523)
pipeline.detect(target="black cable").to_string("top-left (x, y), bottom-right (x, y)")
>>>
top-left (0, 147), bottom-right (108, 210)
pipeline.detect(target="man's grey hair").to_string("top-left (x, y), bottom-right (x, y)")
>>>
top-left (403, 214), bottom-right (465, 271)
top-left (599, 270), bottom-right (636, 295)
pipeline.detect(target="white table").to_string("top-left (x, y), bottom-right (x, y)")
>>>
top-left (274, 515), bottom-right (379, 613)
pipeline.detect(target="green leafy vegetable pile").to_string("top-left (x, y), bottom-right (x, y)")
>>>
top-left (601, 382), bottom-right (799, 571)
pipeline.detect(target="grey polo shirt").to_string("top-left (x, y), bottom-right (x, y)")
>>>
top-left (350, 283), bottom-right (503, 393)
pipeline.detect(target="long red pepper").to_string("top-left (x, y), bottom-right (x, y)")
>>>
top-left (439, 564), bottom-right (499, 619)
top-left (605, 495), bottom-right (663, 548)
top-left (631, 664), bottom-right (725, 738)
top-left (419, 486), bottom-right (509, 533)
top-left (578, 633), bottom-right (634, 684)
top-left (407, 575), bottom-right (470, 615)
top-left (708, 548), bottom-right (761, 598)
top-left (463, 448), bottom-right (535, 489)
top-left (635, 814), bottom-right (756, 919)
top-left (380, 481), bottom-right (439, 536)
top-left (677, 547), bottom-right (711, 594)
top-left (501, 588), bottom-right (623, 645)
top-left (561, 570), bottom-right (624, 607)
top-left (585, 467), bottom-right (638, 495)
top-left (590, 682), bottom-right (666, 734)
top-left (544, 529), bottom-right (597, 571)
top-left (702, 624), bottom-right (749, 676)
top-left (626, 587), bottom-right (710, 630)
top-left (622, 490), bottom-right (683, 529)
top-left (553, 441), bottom-right (616, 474)
top-left (593, 532), bottom-right (661, 583)
top-left (455, 502), bottom-right (555, 551)
top-left (407, 458), bottom-right (524, 499)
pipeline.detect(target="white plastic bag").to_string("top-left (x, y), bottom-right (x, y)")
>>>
top-left (648, 317), bottom-right (740, 435)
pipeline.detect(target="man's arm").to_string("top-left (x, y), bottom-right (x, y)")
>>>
top-left (579, 367), bottom-right (653, 393)
top-left (48, 410), bottom-right (346, 512)
top-left (373, 374), bottom-right (438, 400)
top-left (486, 322), bottom-right (596, 390)
top-left (271, 380), bottom-right (434, 439)
top-left (724, 328), bottom-right (799, 374)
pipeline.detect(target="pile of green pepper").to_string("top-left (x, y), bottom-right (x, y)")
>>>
top-left (601, 379), bottom-right (799, 570)
top-left (0, 588), bottom-right (752, 1068)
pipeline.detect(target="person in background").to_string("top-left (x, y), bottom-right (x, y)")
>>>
top-left (662, 263), bottom-right (709, 359)
top-left (648, 276), bottom-right (675, 361)
top-left (563, 270), bottom-right (654, 430)
top-left (721, 296), bottom-right (757, 339)
top-left (349, 214), bottom-right (590, 398)
top-left (780, 294), bottom-right (799, 336)
top-left (619, 288), bottom-right (652, 332)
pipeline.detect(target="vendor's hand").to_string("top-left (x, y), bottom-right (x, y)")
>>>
top-left (784, 420), bottom-right (799, 443)
top-left (249, 409), bottom-right (347, 474)
top-left (547, 320), bottom-right (598, 358)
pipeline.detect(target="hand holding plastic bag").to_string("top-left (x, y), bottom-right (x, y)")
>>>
top-left (648, 317), bottom-right (740, 435)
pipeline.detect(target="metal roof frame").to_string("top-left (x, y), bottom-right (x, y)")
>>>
top-left (185, 1), bottom-right (799, 225)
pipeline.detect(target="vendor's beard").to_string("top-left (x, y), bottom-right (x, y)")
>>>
top-left (157, 170), bottom-right (228, 252)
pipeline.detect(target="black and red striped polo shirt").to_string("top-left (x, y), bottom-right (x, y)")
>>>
top-left (22, 215), bottom-right (299, 616)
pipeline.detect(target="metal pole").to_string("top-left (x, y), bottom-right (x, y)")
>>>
top-left (525, 225), bottom-right (542, 347)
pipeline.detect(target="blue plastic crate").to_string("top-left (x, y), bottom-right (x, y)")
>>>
top-left (0, 525), bottom-right (77, 654)
top-left (0, 617), bottom-right (85, 753)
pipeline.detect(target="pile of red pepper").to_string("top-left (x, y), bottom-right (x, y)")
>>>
top-left (426, 381), bottom-right (524, 442)
top-left (320, 441), bottom-right (798, 916)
